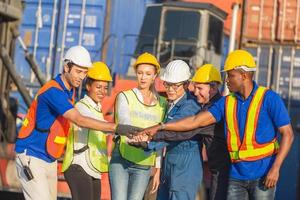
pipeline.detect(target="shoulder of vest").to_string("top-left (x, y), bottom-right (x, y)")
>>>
top-left (157, 95), bottom-right (165, 102)
top-left (257, 86), bottom-right (268, 91)
top-left (117, 90), bottom-right (133, 105)
top-left (157, 95), bottom-right (167, 108)
top-left (122, 89), bottom-right (135, 97)
top-left (76, 99), bottom-right (92, 109)
top-left (37, 80), bottom-right (62, 96)
top-left (125, 89), bottom-right (141, 103)
top-left (225, 92), bottom-right (236, 98)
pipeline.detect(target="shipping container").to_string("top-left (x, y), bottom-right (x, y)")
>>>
top-left (244, 44), bottom-right (300, 200)
top-left (242, 0), bottom-right (300, 43)
top-left (243, 0), bottom-right (275, 41)
top-left (14, 0), bottom-right (107, 85)
top-left (107, 0), bottom-right (157, 75)
top-left (276, 0), bottom-right (300, 42)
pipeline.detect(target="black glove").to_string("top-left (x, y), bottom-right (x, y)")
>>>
top-left (115, 124), bottom-right (143, 138)
top-left (128, 141), bottom-right (149, 150)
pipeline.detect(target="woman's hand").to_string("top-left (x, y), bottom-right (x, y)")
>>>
top-left (150, 168), bottom-right (161, 193)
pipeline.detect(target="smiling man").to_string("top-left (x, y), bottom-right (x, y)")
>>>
top-left (141, 50), bottom-right (294, 200)
top-left (15, 46), bottom-right (139, 200)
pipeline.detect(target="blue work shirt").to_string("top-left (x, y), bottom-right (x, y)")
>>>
top-left (15, 74), bottom-right (74, 162)
top-left (208, 82), bottom-right (290, 180)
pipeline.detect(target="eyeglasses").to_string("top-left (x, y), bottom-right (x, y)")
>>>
top-left (163, 82), bottom-right (185, 90)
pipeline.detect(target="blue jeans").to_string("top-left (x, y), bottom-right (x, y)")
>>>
top-left (227, 178), bottom-right (276, 200)
top-left (109, 148), bottom-right (151, 200)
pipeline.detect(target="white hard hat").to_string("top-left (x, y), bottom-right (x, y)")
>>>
top-left (64, 45), bottom-right (92, 68)
top-left (160, 60), bottom-right (191, 83)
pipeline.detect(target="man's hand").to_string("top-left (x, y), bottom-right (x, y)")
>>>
top-left (132, 134), bottom-right (151, 142)
top-left (115, 124), bottom-right (143, 138)
top-left (137, 124), bottom-right (161, 138)
top-left (127, 134), bottom-right (150, 149)
top-left (128, 140), bottom-right (149, 149)
top-left (264, 165), bottom-right (280, 188)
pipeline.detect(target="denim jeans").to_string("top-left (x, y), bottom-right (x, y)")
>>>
top-left (227, 178), bottom-right (276, 200)
top-left (109, 148), bottom-right (151, 200)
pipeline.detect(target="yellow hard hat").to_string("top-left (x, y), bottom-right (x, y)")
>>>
top-left (87, 61), bottom-right (112, 81)
top-left (223, 49), bottom-right (256, 72)
top-left (133, 52), bottom-right (160, 73)
top-left (192, 64), bottom-right (222, 84)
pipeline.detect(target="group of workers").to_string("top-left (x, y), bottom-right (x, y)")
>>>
top-left (14, 45), bottom-right (294, 200)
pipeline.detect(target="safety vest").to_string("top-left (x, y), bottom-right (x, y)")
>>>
top-left (62, 98), bottom-right (108, 173)
top-left (18, 80), bottom-right (75, 159)
top-left (225, 86), bottom-right (279, 163)
top-left (116, 90), bottom-right (166, 166)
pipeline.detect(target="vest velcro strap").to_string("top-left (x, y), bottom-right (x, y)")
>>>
top-left (74, 145), bottom-right (89, 154)
top-left (239, 143), bottom-right (275, 158)
top-left (230, 140), bottom-right (279, 162)
top-left (54, 136), bottom-right (67, 144)
top-left (229, 151), bottom-right (239, 160)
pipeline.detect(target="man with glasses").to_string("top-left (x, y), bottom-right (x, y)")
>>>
top-left (139, 60), bottom-right (203, 200)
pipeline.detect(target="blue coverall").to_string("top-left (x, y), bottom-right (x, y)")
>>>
top-left (156, 92), bottom-right (202, 200)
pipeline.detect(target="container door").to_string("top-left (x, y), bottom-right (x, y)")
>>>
top-left (53, 0), bottom-right (107, 75)
top-left (14, 0), bottom-right (59, 84)
top-left (14, 0), bottom-right (107, 82)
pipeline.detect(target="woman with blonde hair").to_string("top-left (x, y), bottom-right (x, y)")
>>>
top-left (109, 52), bottom-right (167, 200)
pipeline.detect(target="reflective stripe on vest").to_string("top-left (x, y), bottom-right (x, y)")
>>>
top-left (62, 99), bottom-right (108, 173)
top-left (225, 86), bottom-right (279, 162)
top-left (116, 90), bottom-right (166, 166)
top-left (18, 80), bottom-right (75, 159)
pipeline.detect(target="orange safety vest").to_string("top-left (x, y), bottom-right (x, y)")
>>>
top-left (18, 80), bottom-right (75, 159)
top-left (225, 86), bottom-right (279, 163)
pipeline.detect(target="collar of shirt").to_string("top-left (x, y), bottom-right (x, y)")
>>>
top-left (82, 94), bottom-right (102, 112)
top-left (54, 74), bottom-right (74, 99)
top-left (168, 92), bottom-right (186, 111)
top-left (132, 88), bottom-right (158, 106)
top-left (201, 92), bottom-right (222, 110)
top-left (234, 81), bottom-right (258, 102)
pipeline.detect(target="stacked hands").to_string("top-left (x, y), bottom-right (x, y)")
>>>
top-left (115, 124), bottom-right (160, 148)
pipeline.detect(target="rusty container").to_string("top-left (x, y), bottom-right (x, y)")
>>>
top-left (276, 0), bottom-right (300, 42)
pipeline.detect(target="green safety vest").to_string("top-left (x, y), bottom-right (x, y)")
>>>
top-left (62, 98), bottom-right (108, 173)
top-left (116, 90), bottom-right (166, 166)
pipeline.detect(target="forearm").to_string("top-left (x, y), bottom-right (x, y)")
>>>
top-left (76, 115), bottom-right (116, 132)
top-left (164, 111), bottom-right (215, 132)
top-left (153, 126), bottom-right (213, 141)
top-left (64, 108), bottom-right (116, 132)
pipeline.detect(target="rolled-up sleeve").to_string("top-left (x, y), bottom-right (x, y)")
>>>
top-left (208, 97), bottom-right (225, 123)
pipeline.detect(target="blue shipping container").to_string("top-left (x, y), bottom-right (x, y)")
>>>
top-left (107, 0), bottom-right (158, 75)
top-left (245, 45), bottom-right (300, 200)
top-left (14, 0), bottom-right (107, 83)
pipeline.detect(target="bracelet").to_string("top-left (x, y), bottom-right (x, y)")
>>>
top-left (159, 122), bottom-right (166, 130)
